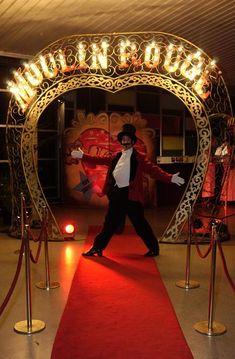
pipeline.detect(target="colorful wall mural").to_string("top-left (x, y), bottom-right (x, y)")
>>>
top-left (65, 111), bottom-right (157, 208)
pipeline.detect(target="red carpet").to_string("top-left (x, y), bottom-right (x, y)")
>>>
top-left (51, 226), bottom-right (193, 359)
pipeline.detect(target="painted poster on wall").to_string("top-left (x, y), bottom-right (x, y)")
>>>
top-left (64, 111), bottom-right (157, 208)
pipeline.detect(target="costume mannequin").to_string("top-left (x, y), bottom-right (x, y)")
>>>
top-left (71, 124), bottom-right (184, 257)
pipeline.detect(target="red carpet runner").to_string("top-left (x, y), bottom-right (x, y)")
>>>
top-left (51, 226), bottom-right (193, 359)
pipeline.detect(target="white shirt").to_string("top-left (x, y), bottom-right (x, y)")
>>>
top-left (112, 148), bottom-right (133, 188)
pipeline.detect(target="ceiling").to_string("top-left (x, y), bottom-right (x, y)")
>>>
top-left (0, 0), bottom-right (235, 87)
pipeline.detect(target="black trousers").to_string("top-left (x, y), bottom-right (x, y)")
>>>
top-left (93, 186), bottom-right (159, 252)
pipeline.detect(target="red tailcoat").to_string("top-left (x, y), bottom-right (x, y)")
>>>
top-left (82, 148), bottom-right (172, 205)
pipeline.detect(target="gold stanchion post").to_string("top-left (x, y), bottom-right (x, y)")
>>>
top-left (35, 207), bottom-right (60, 290)
top-left (176, 206), bottom-right (200, 289)
top-left (14, 192), bottom-right (25, 255)
top-left (193, 221), bottom-right (226, 336)
top-left (14, 225), bottom-right (46, 334)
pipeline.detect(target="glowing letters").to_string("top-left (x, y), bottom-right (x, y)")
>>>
top-left (8, 37), bottom-right (216, 111)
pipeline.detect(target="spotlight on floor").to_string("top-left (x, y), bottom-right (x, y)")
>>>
top-left (61, 222), bottom-right (77, 240)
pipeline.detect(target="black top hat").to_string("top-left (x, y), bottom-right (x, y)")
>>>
top-left (117, 123), bottom-right (137, 144)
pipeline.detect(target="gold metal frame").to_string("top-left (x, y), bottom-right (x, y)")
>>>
top-left (6, 32), bottom-right (233, 240)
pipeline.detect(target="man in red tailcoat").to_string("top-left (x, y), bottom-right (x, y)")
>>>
top-left (71, 123), bottom-right (184, 257)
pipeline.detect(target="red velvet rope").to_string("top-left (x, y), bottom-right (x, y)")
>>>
top-left (27, 226), bottom-right (38, 242)
top-left (0, 236), bottom-right (25, 316)
top-left (193, 218), bottom-right (235, 294)
top-left (29, 214), bottom-right (46, 264)
top-left (191, 201), bottom-right (235, 294)
top-left (29, 236), bottom-right (43, 264)
top-left (218, 241), bottom-right (235, 293)
top-left (193, 211), bottom-right (235, 220)
top-left (0, 195), bottom-right (49, 317)
top-left (21, 194), bottom-right (46, 263)
top-left (194, 235), bottom-right (213, 259)
top-left (22, 197), bottom-right (38, 242)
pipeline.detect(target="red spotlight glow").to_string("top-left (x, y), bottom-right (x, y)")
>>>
top-left (61, 222), bottom-right (77, 240)
top-left (64, 224), bottom-right (75, 234)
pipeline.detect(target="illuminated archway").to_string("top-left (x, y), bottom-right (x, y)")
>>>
top-left (7, 32), bottom-right (233, 240)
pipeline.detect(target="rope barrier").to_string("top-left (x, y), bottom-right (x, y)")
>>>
top-left (14, 226), bottom-right (46, 334)
top-left (176, 206), bottom-right (200, 289)
top-left (217, 241), bottom-right (235, 293)
top-left (193, 216), bottom-right (235, 294)
top-left (194, 221), bottom-right (227, 336)
top-left (35, 207), bottom-right (60, 290)
top-left (194, 235), bottom-right (213, 259)
top-left (0, 192), bottom-right (59, 328)
top-left (21, 193), bottom-right (38, 242)
top-left (0, 235), bottom-right (24, 316)
top-left (193, 211), bottom-right (235, 220)
top-left (29, 218), bottom-right (45, 263)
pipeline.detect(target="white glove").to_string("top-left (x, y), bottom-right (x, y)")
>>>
top-left (215, 146), bottom-right (222, 156)
top-left (221, 145), bottom-right (229, 156)
top-left (71, 148), bottom-right (84, 159)
top-left (171, 172), bottom-right (185, 186)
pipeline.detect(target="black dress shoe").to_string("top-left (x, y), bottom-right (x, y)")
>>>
top-left (82, 247), bottom-right (103, 257)
top-left (144, 250), bottom-right (159, 257)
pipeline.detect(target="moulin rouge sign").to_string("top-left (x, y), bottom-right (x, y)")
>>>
top-left (8, 34), bottom-right (218, 111)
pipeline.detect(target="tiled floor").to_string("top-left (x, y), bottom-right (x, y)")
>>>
top-left (0, 205), bottom-right (235, 359)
